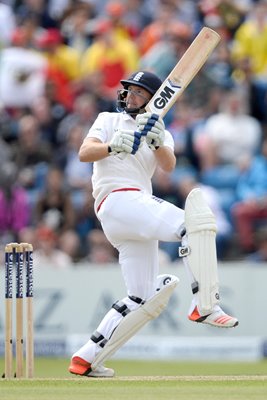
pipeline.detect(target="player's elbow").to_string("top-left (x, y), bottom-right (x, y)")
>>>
top-left (162, 159), bottom-right (176, 173)
top-left (78, 147), bottom-right (88, 162)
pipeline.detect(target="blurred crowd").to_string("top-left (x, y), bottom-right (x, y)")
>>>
top-left (0, 0), bottom-right (267, 267)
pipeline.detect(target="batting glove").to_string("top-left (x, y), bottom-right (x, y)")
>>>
top-left (136, 112), bottom-right (165, 150)
top-left (109, 129), bottom-right (143, 155)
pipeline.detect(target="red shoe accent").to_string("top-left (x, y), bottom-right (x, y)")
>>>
top-left (69, 356), bottom-right (92, 376)
top-left (188, 306), bottom-right (239, 328)
top-left (214, 315), bottom-right (232, 324)
top-left (188, 306), bottom-right (201, 321)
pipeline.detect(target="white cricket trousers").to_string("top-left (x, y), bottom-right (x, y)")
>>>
top-left (73, 190), bottom-right (185, 363)
top-left (99, 190), bottom-right (184, 298)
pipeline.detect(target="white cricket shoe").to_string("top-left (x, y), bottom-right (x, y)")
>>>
top-left (69, 356), bottom-right (115, 378)
top-left (87, 365), bottom-right (115, 378)
top-left (189, 305), bottom-right (239, 328)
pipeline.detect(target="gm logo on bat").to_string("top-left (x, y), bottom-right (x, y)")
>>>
top-left (150, 79), bottom-right (182, 112)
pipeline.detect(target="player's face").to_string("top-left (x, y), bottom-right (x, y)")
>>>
top-left (126, 85), bottom-right (151, 109)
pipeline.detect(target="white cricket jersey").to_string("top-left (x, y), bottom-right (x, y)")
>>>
top-left (86, 111), bottom-right (174, 212)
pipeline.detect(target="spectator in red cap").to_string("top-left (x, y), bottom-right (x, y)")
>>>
top-left (35, 28), bottom-right (81, 109)
top-left (35, 28), bottom-right (80, 81)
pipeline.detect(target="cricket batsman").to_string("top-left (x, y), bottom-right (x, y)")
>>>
top-left (69, 71), bottom-right (238, 378)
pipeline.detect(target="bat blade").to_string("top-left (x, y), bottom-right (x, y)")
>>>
top-left (145, 27), bottom-right (221, 117)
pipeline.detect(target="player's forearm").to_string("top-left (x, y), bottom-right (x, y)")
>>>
top-left (154, 146), bottom-right (176, 172)
top-left (79, 138), bottom-right (109, 162)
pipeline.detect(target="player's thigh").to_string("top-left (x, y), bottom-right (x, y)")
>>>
top-left (98, 191), bottom-right (184, 244)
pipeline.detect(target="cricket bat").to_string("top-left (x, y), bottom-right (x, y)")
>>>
top-left (145, 26), bottom-right (221, 117)
top-left (118, 27), bottom-right (220, 159)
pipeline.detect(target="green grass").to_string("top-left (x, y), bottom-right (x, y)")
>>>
top-left (0, 358), bottom-right (267, 400)
top-left (1, 379), bottom-right (267, 400)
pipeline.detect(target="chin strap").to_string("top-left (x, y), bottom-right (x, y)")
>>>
top-left (124, 105), bottom-right (146, 116)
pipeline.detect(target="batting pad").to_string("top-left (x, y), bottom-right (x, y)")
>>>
top-left (184, 188), bottom-right (219, 315)
top-left (91, 275), bottom-right (179, 370)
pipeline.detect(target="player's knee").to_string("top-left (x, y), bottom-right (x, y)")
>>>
top-left (185, 188), bottom-right (217, 234)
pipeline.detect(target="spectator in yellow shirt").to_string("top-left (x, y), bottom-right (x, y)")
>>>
top-left (231, 1), bottom-right (267, 122)
top-left (80, 19), bottom-right (139, 98)
top-left (35, 28), bottom-right (81, 81)
top-left (231, 1), bottom-right (267, 78)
